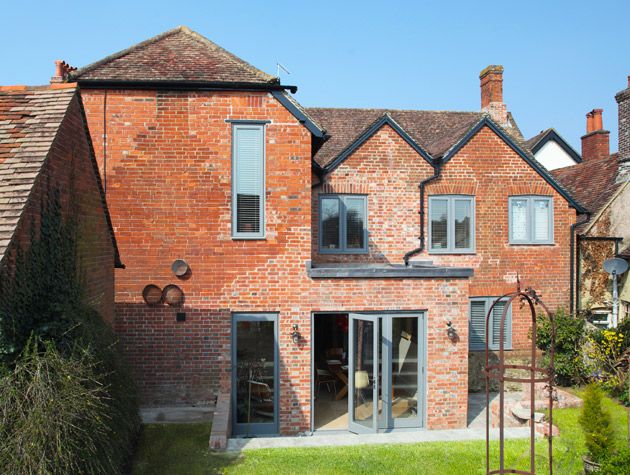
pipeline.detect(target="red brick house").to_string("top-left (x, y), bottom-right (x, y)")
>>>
top-left (58, 26), bottom-right (584, 437)
top-left (0, 84), bottom-right (120, 323)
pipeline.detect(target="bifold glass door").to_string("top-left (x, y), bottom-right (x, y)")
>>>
top-left (232, 313), bottom-right (278, 435)
top-left (348, 313), bottom-right (424, 433)
top-left (348, 314), bottom-right (379, 434)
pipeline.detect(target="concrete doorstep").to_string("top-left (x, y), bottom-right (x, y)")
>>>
top-left (226, 427), bottom-right (534, 452)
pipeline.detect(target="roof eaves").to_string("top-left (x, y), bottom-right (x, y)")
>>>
top-left (442, 115), bottom-right (588, 213)
top-left (323, 113), bottom-right (434, 174)
top-left (532, 128), bottom-right (582, 163)
top-left (271, 91), bottom-right (326, 138)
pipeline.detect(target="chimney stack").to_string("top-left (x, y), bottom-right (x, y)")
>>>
top-left (616, 76), bottom-right (630, 183)
top-left (581, 108), bottom-right (609, 162)
top-left (50, 60), bottom-right (76, 84)
top-left (480, 65), bottom-right (508, 126)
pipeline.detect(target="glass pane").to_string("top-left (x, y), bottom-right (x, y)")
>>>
top-left (235, 320), bottom-right (275, 424)
top-left (510, 199), bottom-right (528, 241)
top-left (236, 194), bottom-right (260, 233)
top-left (345, 198), bottom-right (365, 250)
top-left (321, 198), bottom-right (340, 250)
top-left (454, 199), bottom-right (471, 249)
top-left (430, 199), bottom-right (448, 250)
top-left (533, 199), bottom-right (550, 241)
top-left (353, 319), bottom-right (375, 429)
top-left (392, 317), bottom-right (419, 420)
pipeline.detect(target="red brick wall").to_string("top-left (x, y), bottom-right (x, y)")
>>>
top-left (80, 89), bottom-right (474, 433)
top-left (314, 125), bottom-right (577, 349)
top-left (4, 93), bottom-right (115, 323)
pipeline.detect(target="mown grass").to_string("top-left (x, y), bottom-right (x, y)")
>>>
top-left (131, 393), bottom-right (629, 475)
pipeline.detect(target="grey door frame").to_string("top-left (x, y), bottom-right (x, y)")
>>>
top-left (348, 313), bottom-right (380, 434)
top-left (312, 311), bottom-right (426, 433)
top-left (231, 312), bottom-right (279, 436)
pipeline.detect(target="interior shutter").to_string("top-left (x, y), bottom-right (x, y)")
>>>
top-left (510, 198), bottom-right (528, 242)
top-left (469, 300), bottom-right (487, 350)
top-left (491, 300), bottom-right (511, 349)
top-left (234, 125), bottom-right (264, 235)
top-left (430, 199), bottom-right (449, 250)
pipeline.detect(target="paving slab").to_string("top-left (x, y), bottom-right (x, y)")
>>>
top-left (227, 427), bottom-right (534, 451)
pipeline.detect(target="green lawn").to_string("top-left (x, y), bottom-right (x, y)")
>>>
top-left (131, 394), bottom-right (629, 475)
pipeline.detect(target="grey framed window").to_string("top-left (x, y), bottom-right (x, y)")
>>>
top-left (428, 195), bottom-right (475, 253)
top-left (469, 297), bottom-right (512, 351)
top-left (318, 194), bottom-right (368, 253)
top-left (232, 123), bottom-right (265, 238)
top-left (232, 312), bottom-right (279, 435)
top-left (508, 196), bottom-right (553, 244)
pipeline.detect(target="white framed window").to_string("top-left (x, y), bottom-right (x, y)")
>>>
top-left (508, 196), bottom-right (553, 245)
top-left (428, 195), bottom-right (475, 253)
top-left (319, 194), bottom-right (368, 254)
top-left (469, 297), bottom-right (512, 351)
top-left (232, 123), bottom-right (265, 238)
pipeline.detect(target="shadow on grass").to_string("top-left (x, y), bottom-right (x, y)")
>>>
top-left (129, 423), bottom-right (242, 475)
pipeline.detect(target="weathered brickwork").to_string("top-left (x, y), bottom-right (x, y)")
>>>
top-left (5, 93), bottom-right (115, 322)
top-left (80, 86), bottom-right (577, 434)
top-left (314, 125), bottom-right (577, 350)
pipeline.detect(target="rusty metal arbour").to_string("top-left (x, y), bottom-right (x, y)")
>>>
top-left (484, 284), bottom-right (555, 475)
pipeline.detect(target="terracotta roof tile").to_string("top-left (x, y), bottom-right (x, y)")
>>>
top-left (306, 108), bottom-right (484, 168)
top-left (0, 85), bottom-right (77, 260)
top-left (71, 26), bottom-right (276, 85)
top-left (551, 154), bottom-right (621, 215)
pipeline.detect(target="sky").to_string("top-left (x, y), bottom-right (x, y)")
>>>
top-left (2, 0), bottom-right (629, 152)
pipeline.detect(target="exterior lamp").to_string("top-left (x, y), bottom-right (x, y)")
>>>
top-left (446, 321), bottom-right (458, 342)
top-left (291, 324), bottom-right (300, 344)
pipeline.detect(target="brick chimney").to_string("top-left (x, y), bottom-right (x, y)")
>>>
top-left (50, 60), bottom-right (76, 84)
top-left (581, 108), bottom-right (609, 162)
top-left (616, 76), bottom-right (630, 183)
top-left (480, 65), bottom-right (508, 126)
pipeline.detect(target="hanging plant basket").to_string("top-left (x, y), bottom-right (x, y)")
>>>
top-left (162, 284), bottom-right (185, 307)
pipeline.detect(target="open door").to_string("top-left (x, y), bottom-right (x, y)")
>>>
top-left (348, 313), bottom-right (379, 434)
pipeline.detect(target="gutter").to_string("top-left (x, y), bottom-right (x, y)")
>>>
top-left (570, 213), bottom-right (590, 315)
top-left (77, 79), bottom-right (298, 94)
top-left (403, 161), bottom-right (442, 266)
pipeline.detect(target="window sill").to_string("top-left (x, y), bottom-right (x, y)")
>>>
top-left (232, 235), bottom-right (267, 240)
top-left (508, 242), bottom-right (555, 246)
top-left (318, 250), bottom-right (369, 255)
top-left (428, 250), bottom-right (476, 255)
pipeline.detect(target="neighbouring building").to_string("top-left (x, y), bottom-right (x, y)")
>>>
top-left (553, 78), bottom-right (630, 325)
top-left (0, 84), bottom-right (120, 323)
top-left (51, 27), bottom-right (584, 439)
top-left (525, 128), bottom-right (581, 171)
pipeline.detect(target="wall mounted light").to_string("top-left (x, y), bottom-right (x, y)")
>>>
top-left (446, 321), bottom-right (458, 342)
top-left (291, 324), bottom-right (301, 344)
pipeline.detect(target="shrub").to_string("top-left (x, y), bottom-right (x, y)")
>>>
top-left (536, 308), bottom-right (588, 386)
top-left (588, 328), bottom-right (629, 401)
top-left (578, 383), bottom-right (615, 463)
top-left (600, 447), bottom-right (630, 475)
top-left (0, 334), bottom-right (139, 475)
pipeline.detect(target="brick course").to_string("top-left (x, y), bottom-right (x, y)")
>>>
top-left (80, 89), bottom-right (577, 434)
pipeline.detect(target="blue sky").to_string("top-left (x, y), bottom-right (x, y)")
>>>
top-left (3, 0), bottom-right (629, 151)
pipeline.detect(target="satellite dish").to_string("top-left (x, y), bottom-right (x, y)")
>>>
top-left (603, 257), bottom-right (629, 275)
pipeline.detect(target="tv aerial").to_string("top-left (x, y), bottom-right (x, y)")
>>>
top-left (276, 63), bottom-right (291, 82)
top-left (603, 257), bottom-right (629, 328)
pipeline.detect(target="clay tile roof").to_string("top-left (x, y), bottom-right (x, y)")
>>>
top-left (71, 26), bottom-right (277, 85)
top-left (551, 153), bottom-right (621, 215)
top-left (306, 108), bottom-right (484, 168)
top-left (0, 85), bottom-right (77, 260)
top-left (524, 128), bottom-right (550, 150)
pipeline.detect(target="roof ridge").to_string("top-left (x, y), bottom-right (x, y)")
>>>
top-left (306, 106), bottom-right (482, 114)
top-left (180, 26), bottom-right (276, 83)
top-left (70, 26), bottom-right (185, 79)
top-left (71, 26), bottom-right (276, 83)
